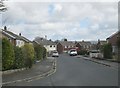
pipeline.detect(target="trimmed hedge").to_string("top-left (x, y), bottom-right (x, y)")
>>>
top-left (13, 46), bottom-right (24, 69)
top-left (2, 38), bottom-right (47, 70)
top-left (77, 50), bottom-right (89, 55)
top-left (2, 38), bottom-right (15, 71)
top-left (103, 43), bottom-right (112, 59)
top-left (33, 43), bottom-right (47, 61)
top-left (22, 44), bottom-right (35, 68)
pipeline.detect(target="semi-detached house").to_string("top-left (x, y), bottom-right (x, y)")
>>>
top-left (1, 26), bottom-right (31, 47)
top-left (106, 31), bottom-right (120, 54)
top-left (57, 41), bottom-right (78, 53)
top-left (34, 37), bottom-right (57, 54)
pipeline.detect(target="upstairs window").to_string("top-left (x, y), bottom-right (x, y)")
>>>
top-left (65, 46), bottom-right (67, 48)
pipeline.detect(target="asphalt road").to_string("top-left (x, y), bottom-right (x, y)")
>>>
top-left (4, 54), bottom-right (118, 86)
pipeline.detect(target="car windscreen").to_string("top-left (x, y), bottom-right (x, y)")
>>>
top-left (70, 50), bottom-right (76, 52)
top-left (53, 52), bottom-right (58, 53)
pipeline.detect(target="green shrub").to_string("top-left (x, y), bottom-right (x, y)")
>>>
top-left (33, 43), bottom-right (43, 60)
top-left (2, 38), bottom-right (15, 71)
top-left (103, 43), bottom-right (112, 59)
top-left (33, 43), bottom-right (47, 61)
top-left (22, 44), bottom-right (35, 68)
top-left (13, 46), bottom-right (24, 69)
top-left (77, 50), bottom-right (88, 55)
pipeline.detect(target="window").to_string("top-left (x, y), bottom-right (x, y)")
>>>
top-left (54, 45), bottom-right (56, 47)
top-left (50, 45), bottom-right (52, 47)
top-left (65, 46), bottom-right (67, 48)
top-left (17, 41), bottom-right (20, 45)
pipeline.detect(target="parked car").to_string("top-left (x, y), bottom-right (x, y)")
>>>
top-left (52, 51), bottom-right (59, 57)
top-left (69, 49), bottom-right (77, 56)
top-left (89, 50), bottom-right (103, 59)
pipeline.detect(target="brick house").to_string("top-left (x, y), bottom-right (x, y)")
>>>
top-left (1, 26), bottom-right (31, 47)
top-left (78, 40), bottom-right (92, 51)
top-left (106, 31), bottom-right (120, 53)
top-left (57, 41), bottom-right (81, 53)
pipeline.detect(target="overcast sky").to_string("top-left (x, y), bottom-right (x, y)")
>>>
top-left (1, 0), bottom-right (118, 41)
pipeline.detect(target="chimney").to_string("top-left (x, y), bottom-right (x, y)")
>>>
top-left (45, 35), bottom-right (47, 40)
top-left (4, 26), bottom-right (7, 30)
top-left (19, 33), bottom-right (21, 36)
top-left (82, 40), bottom-right (84, 42)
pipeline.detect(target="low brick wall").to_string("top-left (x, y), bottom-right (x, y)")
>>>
top-left (2, 68), bottom-right (26, 75)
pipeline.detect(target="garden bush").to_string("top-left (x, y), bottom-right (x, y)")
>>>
top-left (2, 38), bottom-right (15, 71)
top-left (33, 43), bottom-right (47, 61)
top-left (13, 46), bottom-right (24, 69)
top-left (77, 50), bottom-right (88, 55)
top-left (22, 44), bottom-right (35, 68)
top-left (103, 43), bottom-right (112, 59)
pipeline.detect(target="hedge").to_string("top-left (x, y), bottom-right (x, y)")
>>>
top-left (13, 46), bottom-right (24, 69)
top-left (33, 43), bottom-right (47, 61)
top-left (2, 38), bottom-right (15, 71)
top-left (22, 44), bottom-right (35, 68)
top-left (103, 43), bottom-right (112, 59)
top-left (77, 50), bottom-right (89, 55)
top-left (2, 38), bottom-right (46, 70)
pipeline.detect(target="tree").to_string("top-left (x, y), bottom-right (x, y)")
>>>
top-left (2, 38), bottom-right (15, 71)
top-left (96, 39), bottom-right (100, 50)
top-left (64, 38), bottom-right (67, 41)
top-left (22, 44), bottom-right (35, 68)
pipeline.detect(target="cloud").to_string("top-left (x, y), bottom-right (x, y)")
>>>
top-left (1, 1), bottom-right (118, 41)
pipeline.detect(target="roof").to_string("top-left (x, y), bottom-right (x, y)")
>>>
top-left (34, 37), bottom-right (56, 45)
top-left (58, 41), bottom-right (75, 46)
top-left (2, 29), bottom-right (31, 43)
top-left (107, 31), bottom-right (120, 39)
top-left (78, 41), bottom-right (92, 46)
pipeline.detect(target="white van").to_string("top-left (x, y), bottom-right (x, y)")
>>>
top-left (89, 50), bottom-right (103, 59)
top-left (68, 49), bottom-right (77, 56)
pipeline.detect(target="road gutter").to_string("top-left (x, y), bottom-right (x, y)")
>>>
top-left (76, 55), bottom-right (118, 68)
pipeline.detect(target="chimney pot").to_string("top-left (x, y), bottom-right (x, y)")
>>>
top-left (19, 33), bottom-right (21, 36)
top-left (45, 35), bottom-right (47, 40)
top-left (4, 26), bottom-right (7, 30)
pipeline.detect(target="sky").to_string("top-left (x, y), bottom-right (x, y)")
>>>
top-left (1, 0), bottom-right (118, 41)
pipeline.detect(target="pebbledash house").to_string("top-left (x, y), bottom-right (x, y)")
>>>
top-left (34, 37), bottom-right (57, 54)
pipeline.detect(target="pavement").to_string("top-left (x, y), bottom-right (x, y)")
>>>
top-left (75, 55), bottom-right (119, 69)
top-left (2, 57), bottom-right (56, 86)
